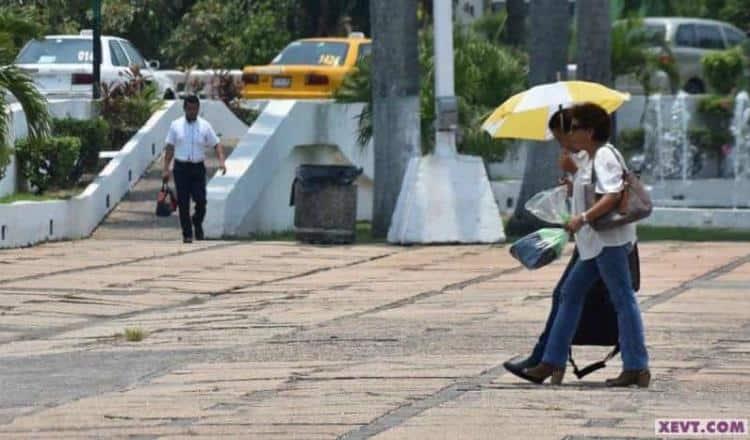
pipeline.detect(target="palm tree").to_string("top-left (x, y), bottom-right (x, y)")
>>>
top-left (505, 0), bottom-right (570, 237)
top-left (1, 53), bottom-right (51, 180)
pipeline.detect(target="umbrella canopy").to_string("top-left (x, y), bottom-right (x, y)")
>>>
top-left (481, 81), bottom-right (630, 141)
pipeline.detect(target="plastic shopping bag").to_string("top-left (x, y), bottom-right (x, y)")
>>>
top-left (524, 185), bottom-right (571, 225)
top-left (509, 228), bottom-right (569, 270)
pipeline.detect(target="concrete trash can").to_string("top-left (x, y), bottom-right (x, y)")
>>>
top-left (290, 164), bottom-right (363, 244)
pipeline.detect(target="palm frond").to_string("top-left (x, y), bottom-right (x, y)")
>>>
top-left (0, 64), bottom-right (51, 142)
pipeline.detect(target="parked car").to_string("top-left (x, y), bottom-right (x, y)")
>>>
top-left (616, 17), bottom-right (748, 94)
top-left (14, 31), bottom-right (176, 99)
top-left (241, 32), bottom-right (371, 99)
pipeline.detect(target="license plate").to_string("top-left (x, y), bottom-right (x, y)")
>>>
top-left (272, 77), bottom-right (291, 88)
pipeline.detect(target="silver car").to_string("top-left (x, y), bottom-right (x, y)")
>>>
top-left (618, 17), bottom-right (747, 94)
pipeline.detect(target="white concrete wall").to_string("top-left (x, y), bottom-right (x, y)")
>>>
top-left (204, 100), bottom-right (374, 237)
top-left (1, 99), bottom-right (248, 248)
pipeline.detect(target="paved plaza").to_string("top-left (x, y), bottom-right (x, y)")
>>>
top-left (0, 237), bottom-right (748, 439)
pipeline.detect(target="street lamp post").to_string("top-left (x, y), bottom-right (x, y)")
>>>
top-left (92, 0), bottom-right (102, 99)
top-left (433, 0), bottom-right (458, 156)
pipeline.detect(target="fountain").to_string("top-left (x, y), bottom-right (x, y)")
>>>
top-left (730, 91), bottom-right (750, 181)
top-left (643, 92), bottom-right (696, 181)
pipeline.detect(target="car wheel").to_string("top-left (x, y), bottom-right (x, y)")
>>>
top-left (683, 79), bottom-right (705, 94)
top-left (163, 89), bottom-right (176, 100)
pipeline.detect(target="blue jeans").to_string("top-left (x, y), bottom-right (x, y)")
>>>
top-left (541, 244), bottom-right (649, 370)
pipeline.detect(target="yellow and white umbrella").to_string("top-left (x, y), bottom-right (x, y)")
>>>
top-left (481, 80), bottom-right (630, 141)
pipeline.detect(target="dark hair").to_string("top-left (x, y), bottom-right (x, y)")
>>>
top-left (183, 94), bottom-right (200, 107)
top-left (571, 103), bottom-right (611, 142)
top-left (548, 108), bottom-right (572, 133)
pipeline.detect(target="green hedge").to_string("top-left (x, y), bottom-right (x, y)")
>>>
top-left (51, 117), bottom-right (109, 175)
top-left (0, 144), bottom-right (11, 181)
top-left (702, 47), bottom-right (745, 94)
top-left (15, 136), bottom-right (81, 194)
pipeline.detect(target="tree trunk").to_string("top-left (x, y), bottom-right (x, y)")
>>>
top-left (576, 0), bottom-right (612, 86)
top-left (505, 0), bottom-right (570, 237)
top-left (504, 0), bottom-right (526, 48)
top-left (369, 0), bottom-right (421, 238)
top-left (576, 0), bottom-right (614, 133)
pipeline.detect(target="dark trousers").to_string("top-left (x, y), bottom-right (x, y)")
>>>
top-left (173, 160), bottom-right (206, 239)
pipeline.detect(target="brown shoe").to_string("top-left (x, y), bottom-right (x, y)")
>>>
top-left (514, 362), bottom-right (565, 385)
top-left (605, 369), bottom-right (651, 388)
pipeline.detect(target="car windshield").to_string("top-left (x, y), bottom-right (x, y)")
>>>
top-left (272, 41), bottom-right (349, 66)
top-left (16, 38), bottom-right (93, 64)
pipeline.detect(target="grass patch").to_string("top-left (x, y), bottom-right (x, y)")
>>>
top-left (637, 225), bottom-right (750, 241)
top-left (122, 327), bottom-right (146, 342)
top-left (0, 186), bottom-right (87, 204)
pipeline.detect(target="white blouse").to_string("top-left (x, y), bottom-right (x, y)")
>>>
top-left (571, 143), bottom-right (637, 260)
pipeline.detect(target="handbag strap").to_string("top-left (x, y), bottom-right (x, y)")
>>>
top-left (568, 344), bottom-right (621, 379)
top-left (590, 144), bottom-right (628, 188)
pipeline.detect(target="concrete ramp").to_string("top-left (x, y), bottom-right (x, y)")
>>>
top-left (204, 101), bottom-right (374, 238)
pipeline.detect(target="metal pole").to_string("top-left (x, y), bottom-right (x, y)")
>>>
top-left (433, 0), bottom-right (457, 156)
top-left (92, 0), bottom-right (102, 99)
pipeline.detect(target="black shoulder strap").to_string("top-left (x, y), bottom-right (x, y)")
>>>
top-left (568, 344), bottom-right (621, 379)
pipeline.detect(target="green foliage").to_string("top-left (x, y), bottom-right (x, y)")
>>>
top-left (337, 26), bottom-right (527, 163)
top-left (617, 128), bottom-right (645, 155)
top-left (333, 58), bottom-right (373, 147)
top-left (689, 127), bottom-right (732, 157)
top-left (694, 95), bottom-right (734, 157)
top-left (0, 9), bottom-right (43, 64)
top-left (470, 11), bottom-right (507, 46)
top-left (207, 71), bottom-right (260, 126)
top-left (99, 67), bottom-right (163, 148)
top-left (52, 117), bottom-right (109, 174)
top-left (15, 136), bottom-right (81, 194)
top-left (161, 0), bottom-right (294, 68)
top-left (0, 143), bottom-right (11, 180)
top-left (0, 62), bottom-right (51, 177)
top-left (611, 18), bottom-right (680, 94)
top-left (702, 47), bottom-right (745, 94)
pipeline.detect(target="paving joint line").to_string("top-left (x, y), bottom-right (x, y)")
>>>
top-left (0, 242), bottom-right (244, 286)
top-left (0, 249), bottom-right (403, 346)
top-left (337, 250), bottom-right (750, 439)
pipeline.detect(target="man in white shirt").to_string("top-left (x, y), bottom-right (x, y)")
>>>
top-left (163, 95), bottom-right (226, 243)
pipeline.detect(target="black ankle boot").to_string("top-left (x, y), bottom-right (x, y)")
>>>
top-left (503, 355), bottom-right (538, 376)
top-left (517, 362), bottom-right (565, 385)
top-left (605, 369), bottom-right (651, 388)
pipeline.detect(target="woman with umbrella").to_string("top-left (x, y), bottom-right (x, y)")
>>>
top-left (516, 103), bottom-right (650, 387)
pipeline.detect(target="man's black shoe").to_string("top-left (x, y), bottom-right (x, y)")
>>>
top-left (183, 236), bottom-right (193, 243)
top-left (194, 224), bottom-right (204, 240)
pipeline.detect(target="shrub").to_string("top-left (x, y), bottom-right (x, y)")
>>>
top-left (702, 47), bottom-right (745, 94)
top-left (692, 95), bottom-right (734, 159)
top-left (0, 143), bottom-right (11, 181)
top-left (617, 128), bottom-right (645, 156)
top-left (209, 70), bottom-right (259, 126)
top-left (52, 117), bottom-right (109, 175)
top-left (15, 136), bottom-right (81, 194)
top-left (99, 66), bottom-right (163, 149)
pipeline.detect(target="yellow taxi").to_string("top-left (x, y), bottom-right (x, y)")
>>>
top-left (241, 33), bottom-right (371, 99)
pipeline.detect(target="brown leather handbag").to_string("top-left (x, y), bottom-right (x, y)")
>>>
top-left (584, 145), bottom-right (652, 231)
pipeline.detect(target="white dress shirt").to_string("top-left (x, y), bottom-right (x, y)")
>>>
top-left (572, 143), bottom-right (637, 260)
top-left (165, 116), bottom-right (220, 163)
